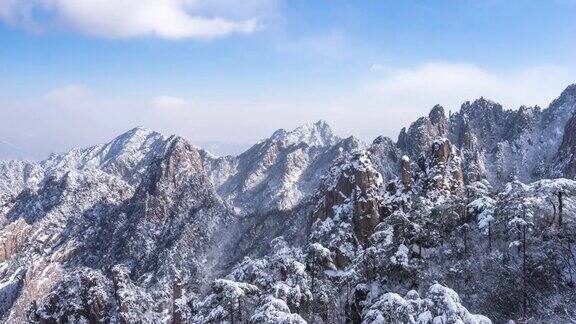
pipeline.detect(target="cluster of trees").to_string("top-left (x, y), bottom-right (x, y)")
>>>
top-left (27, 164), bottom-right (576, 323)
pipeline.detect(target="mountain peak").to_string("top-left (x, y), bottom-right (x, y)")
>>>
top-left (313, 119), bottom-right (330, 129)
top-left (471, 97), bottom-right (498, 107)
top-left (561, 83), bottom-right (576, 97)
top-left (429, 105), bottom-right (446, 125)
top-left (99, 127), bottom-right (164, 160)
top-left (119, 126), bottom-right (162, 141)
top-left (459, 97), bottom-right (503, 117)
top-left (552, 83), bottom-right (576, 107)
top-left (270, 120), bottom-right (338, 147)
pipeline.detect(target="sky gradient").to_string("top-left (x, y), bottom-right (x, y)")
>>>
top-left (0, 0), bottom-right (575, 159)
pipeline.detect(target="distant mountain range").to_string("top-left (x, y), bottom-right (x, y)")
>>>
top-left (1, 84), bottom-right (576, 323)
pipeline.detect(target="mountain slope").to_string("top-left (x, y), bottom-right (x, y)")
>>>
top-left (205, 120), bottom-right (352, 214)
top-left (1, 84), bottom-right (576, 323)
top-left (1, 134), bottom-right (234, 322)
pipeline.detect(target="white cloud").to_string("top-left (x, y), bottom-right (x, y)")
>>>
top-left (152, 95), bottom-right (188, 109)
top-left (0, 0), bottom-right (278, 39)
top-left (366, 62), bottom-right (574, 109)
top-left (0, 64), bottom-right (573, 160)
top-left (370, 64), bottom-right (386, 71)
top-left (44, 84), bottom-right (90, 105)
top-left (360, 62), bottom-right (575, 136)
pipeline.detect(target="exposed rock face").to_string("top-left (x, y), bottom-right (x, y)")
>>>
top-left (450, 98), bottom-right (510, 151)
top-left (398, 105), bottom-right (448, 158)
top-left (369, 135), bottom-right (402, 182)
top-left (317, 152), bottom-right (383, 246)
top-left (349, 154), bottom-right (384, 246)
top-left (429, 104), bottom-right (448, 135)
top-left (401, 155), bottom-right (412, 190)
top-left (557, 113), bottom-right (576, 178)
top-left (429, 139), bottom-right (463, 191)
top-left (0, 219), bottom-right (30, 263)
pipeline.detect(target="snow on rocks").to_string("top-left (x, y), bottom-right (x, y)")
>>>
top-left (250, 296), bottom-right (307, 324)
top-left (270, 120), bottom-right (339, 148)
top-left (363, 284), bottom-right (491, 324)
top-left (207, 121), bottom-right (358, 214)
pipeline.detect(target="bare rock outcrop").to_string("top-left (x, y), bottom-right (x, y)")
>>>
top-left (555, 108), bottom-right (576, 179)
top-left (318, 152), bottom-right (384, 246)
top-left (0, 219), bottom-right (30, 263)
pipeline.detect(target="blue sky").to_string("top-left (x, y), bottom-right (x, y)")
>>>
top-left (0, 0), bottom-right (575, 158)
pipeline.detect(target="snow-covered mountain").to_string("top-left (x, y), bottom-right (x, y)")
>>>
top-left (205, 120), bottom-right (355, 214)
top-left (1, 85), bottom-right (576, 323)
top-left (397, 84), bottom-right (576, 187)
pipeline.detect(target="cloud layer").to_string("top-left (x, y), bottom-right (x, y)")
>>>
top-left (0, 0), bottom-right (276, 39)
top-left (358, 62), bottom-right (575, 139)
top-left (366, 62), bottom-right (570, 110)
top-left (0, 62), bottom-right (573, 160)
